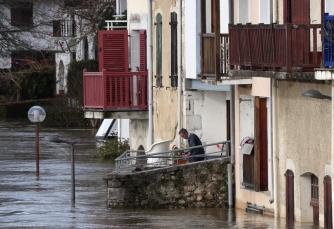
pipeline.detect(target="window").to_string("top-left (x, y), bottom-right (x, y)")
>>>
top-left (170, 12), bottom-right (177, 87)
top-left (11, 3), bottom-right (33, 27)
top-left (84, 37), bottom-right (89, 60)
top-left (155, 13), bottom-right (162, 87)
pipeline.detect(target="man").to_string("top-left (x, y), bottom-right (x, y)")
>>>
top-left (179, 128), bottom-right (205, 162)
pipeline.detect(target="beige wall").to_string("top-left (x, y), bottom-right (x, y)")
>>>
top-left (151, 0), bottom-right (179, 145)
top-left (277, 81), bottom-right (331, 225)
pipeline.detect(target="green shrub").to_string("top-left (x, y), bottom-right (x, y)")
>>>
top-left (98, 138), bottom-right (130, 160)
top-left (20, 69), bottom-right (55, 100)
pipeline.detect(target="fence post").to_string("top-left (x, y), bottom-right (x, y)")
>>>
top-left (102, 69), bottom-right (107, 110)
top-left (285, 23), bottom-right (292, 72)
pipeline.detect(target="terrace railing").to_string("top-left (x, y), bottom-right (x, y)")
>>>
top-left (83, 69), bottom-right (148, 110)
top-left (229, 23), bottom-right (322, 72)
top-left (324, 13), bottom-right (334, 68)
top-left (201, 33), bottom-right (229, 79)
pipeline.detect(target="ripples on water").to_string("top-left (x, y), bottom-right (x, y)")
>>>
top-left (0, 119), bottom-right (320, 228)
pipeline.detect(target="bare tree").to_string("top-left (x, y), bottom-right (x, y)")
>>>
top-left (0, 0), bottom-right (116, 60)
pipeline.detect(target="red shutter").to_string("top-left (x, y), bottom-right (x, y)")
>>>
top-left (98, 30), bottom-right (129, 72)
top-left (139, 30), bottom-right (147, 72)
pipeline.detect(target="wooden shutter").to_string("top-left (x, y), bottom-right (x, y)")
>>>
top-left (156, 13), bottom-right (162, 87)
top-left (324, 175), bottom-right (333, 229)
top-left (254, 97), bottom-right (268, 192)
top-left (284, 0), bottom-right (310, 24)
top-left (170, 12), bottom-right (178, 87)
top-left (285, 169), bottom-right (294, 222)
top-left (139, 30), bottom-right (147, 72)
top-left (98, 30), bottom-right (129, 72)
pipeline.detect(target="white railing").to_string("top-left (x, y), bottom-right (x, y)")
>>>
top-left (105, 20), bottom-right (127, 30)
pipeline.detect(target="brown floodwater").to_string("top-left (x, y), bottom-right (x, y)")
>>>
top-left (0, 119), bottom-right (320, 228)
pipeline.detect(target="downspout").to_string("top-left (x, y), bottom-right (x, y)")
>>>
top-left (269, 79), bottom-right (275, 204)
top-left (273, 79), bottom-right (279, 217)
top-left (147, 0), bottom-right (153, 147)
top-left (177, 0), bottom-right (182, 148)
top-left (228, 0), bottom-right (235, 207)
top-left (269, 0), bottom-right (275, 206)
top-left (273, 0), bottom-right (278, 23)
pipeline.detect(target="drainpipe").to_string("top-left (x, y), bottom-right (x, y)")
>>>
top-left (269, 1), bottom-right (276, 206)
top-left (269, 79), bottom-right (275, 205)
top-left (273, 79), bottom-right (279, 217)
top-left (177, 0), bottom-right (182, 148)
top-left (273, 0), bottom-right (278, 23)
top-left (147, 0), bottom-right (153, 147)
top-left (228, 1), bottom-right (235, 207)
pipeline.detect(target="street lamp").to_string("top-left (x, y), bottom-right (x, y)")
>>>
top-left (301, 89), bottom-right (332, 100)
top-left (27, 106), bottom-right (46, 176)
top-left (44, 135), bottom-right (77, 203)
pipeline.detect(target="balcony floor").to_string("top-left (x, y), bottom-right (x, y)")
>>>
top-left (84, 110), bottom-right (148, 120)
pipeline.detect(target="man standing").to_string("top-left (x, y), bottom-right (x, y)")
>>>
top-left (179, 128), bottom-right (205, 162)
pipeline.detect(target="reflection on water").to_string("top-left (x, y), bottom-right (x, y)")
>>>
top-left (0, 119), bottom-right (320, 228)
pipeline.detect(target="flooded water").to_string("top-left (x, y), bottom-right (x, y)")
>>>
top-left (0, 119), bottom-right (320, 228)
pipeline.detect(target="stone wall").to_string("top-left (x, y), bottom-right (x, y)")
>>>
top-left (107, 158), bottom-right (232, 209)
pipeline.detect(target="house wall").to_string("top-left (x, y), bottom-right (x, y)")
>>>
top-left (151, 0), bottom-right (180, 146)
top-left (0, 2), bottom-right (62, 69)
top-left (183, 90), bottom-right (227, 154)
top-left (277, 81), bottom-right (332, 226)
top-left (127, 0), bottom-right (150, 151)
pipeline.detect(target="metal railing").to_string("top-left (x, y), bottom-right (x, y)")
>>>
top-left (115, 140), bottom-right (231, 173)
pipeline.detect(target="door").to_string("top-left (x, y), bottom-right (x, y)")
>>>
top-left (324, 175), bottom-right (333, 229)
top-left (254, 97), bottom-right (268, 191)
top-left (310, 175), bottom-right (319, 225)
top-left (285, 169), bottom-right (294, 222)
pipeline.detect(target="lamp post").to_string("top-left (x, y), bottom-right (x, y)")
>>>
top-left (45, 135), bottom-right (77, 203)
top-left (27, 106), bottom-right (46, 176)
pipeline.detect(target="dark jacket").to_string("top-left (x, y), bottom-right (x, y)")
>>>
top-left (188, 133), bottom-right (205, 156)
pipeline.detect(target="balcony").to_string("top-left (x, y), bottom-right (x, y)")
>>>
top-left (228, 23), bottom-right (322, 79)
top-left (201, 33), bottom-right (229, 80)
top-left (53, 20), bottom-right (76, 37)
top-left (83, 69), bottom-right (148, 111)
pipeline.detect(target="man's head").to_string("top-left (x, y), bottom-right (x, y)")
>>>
top-left (179, 128), bottom-right (188, 139)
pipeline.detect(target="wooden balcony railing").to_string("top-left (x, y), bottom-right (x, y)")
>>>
top-left (83, 69), bottom-right (148, 110)
top-left (201, 33), bottom-right (229, 79)
top-left (229, 23), bottom-right (322, 72)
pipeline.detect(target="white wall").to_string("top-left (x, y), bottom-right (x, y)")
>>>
top-left (239, 0), bottom-right (249, 23)
top-left (326, 0), bottom-right (334, 14)
top-left (220, 0), bottom-right (230, 33)
top-left (185, 0), bottom-right (201, 79)
top-left (259, 0), bottom-right (270, 23)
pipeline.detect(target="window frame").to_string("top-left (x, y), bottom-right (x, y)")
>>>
top-left (10, 2), bottom-right (33, 27)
